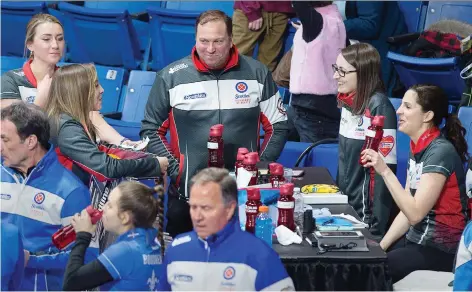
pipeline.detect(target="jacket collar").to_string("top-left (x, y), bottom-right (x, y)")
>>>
top-left (116, 227), bottom-right (157, 244)
top-left (410, 127), bottom-right (441, 155)
top-left (22, 59), bottom-right (59, 88)
top-left (198, 216), bottom-right (240, 248)
top-left (191, 45), bottom-right (239, 73)
top-left (9, 143), bottom-right (55, 179)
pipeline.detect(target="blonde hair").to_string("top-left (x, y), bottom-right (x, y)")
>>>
top-left (45, 63), bottom-right (98, 141)
top-left (24, 13), bottom-right (63, 59)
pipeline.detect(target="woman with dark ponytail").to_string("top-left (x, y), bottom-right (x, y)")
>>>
top-left (63, 181), bottom-right (165, 291)
top-left (361, 84), bottom-right (469, 283)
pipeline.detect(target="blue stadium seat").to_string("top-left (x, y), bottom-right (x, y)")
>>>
top-left (0, 56), bottom-right (26, 75)
top-left (163, 1), bottom-right (234, 17)
top-left (57, 2), bottom-right (147, 70)
top-left (56, 61), bottom-right (125, 114)
top-left (83, 1), bottom-right (163, 54)
top-left (387, 52), bottom-right (466, 104)
top-left (105, 70), bottom-right (156, 141)
top-left (276, 141), bottom-right (311, 168)
top-left (458, 106), bottom-right (472, 157)
top-left (424, 1), bottom-right (472, 28)
top-left (1, 1), bottom-right (48, 57)
top-left (147, 7), bottom-right (199, 71)
top-left (397, 1), bottom-right (427, 33)
top-left (303, 143), bottom-right (339, 180)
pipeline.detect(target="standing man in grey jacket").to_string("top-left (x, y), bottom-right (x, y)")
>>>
top-left (141, 10), bottom-right (289, 238)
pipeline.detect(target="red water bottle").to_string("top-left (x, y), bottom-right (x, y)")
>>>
top-left (208, 124), bottom-right (224, 168)
top-left (235, 147), bottom-right (249, 176)
top-left (245, 188), bottom-right (263, 234)
top-left (359, 115), bottom-right (385, 165)
top-left (52, 206), bottom-right (103, 250)
top-left (243, 152), bottom-right (259, 186)
top-left (277, 183), bottom-right (295, 231)
top-left (269, 163), bottom-right (285, 188)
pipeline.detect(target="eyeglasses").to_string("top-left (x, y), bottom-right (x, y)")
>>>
top-left (332, 64), bottom-right (357, 77)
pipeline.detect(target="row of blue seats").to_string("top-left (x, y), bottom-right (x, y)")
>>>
top-left (387, 1), bottom-right (472, 104)
top-left (4, 55), bottom-right (470, 187)
top-left (1, 1), bottom-right (295, 72)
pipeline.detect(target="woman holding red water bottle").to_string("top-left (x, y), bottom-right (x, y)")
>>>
top-left (361, 85), bottom-right (469, 283)
top-left (62, 181), bottom-right (165, 291)
top-left (334, 43), bottom-right (398, 239)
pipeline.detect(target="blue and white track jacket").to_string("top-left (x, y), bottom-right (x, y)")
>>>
top-left (158, 217), bottom-right (294, 291)
top-left (1, 146), bottom-right (92, 291)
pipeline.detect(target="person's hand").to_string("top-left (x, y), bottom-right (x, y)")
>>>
top-left (24, 250), bottom-right (30, 267)
top-left (379, 240), bottom-right (388, 251)
top-left (291, 21), bottom-right (301, 30)
top-left (71, 209), bottom-right (97, 235)
top-left (361, 149), bottom-right (389, 176)
top-left (157, 157), bottom-right (169, 175)
top-left (248, 18), bottom-right (263, 31)
top-left (35, 74), bottom-right (52, 106)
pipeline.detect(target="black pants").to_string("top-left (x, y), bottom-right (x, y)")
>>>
top-left (165, 195), bottom-right (193, 238)
top-left (387, 240), bottom-right (455, 283)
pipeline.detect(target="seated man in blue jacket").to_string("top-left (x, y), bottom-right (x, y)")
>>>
top-left (158, 168), bottom-right (294, 291)
top-left (1, 103), bottom-right (93, 291)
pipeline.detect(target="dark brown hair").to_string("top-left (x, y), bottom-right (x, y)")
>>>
top-left (409, 84), bottom-right (469, 162)
top-left (341, 43), bottom-right (385, 115)
top-left (196, 10), bottom-right (232, 37)
top-left (117, 181), bottom-right (166, 255)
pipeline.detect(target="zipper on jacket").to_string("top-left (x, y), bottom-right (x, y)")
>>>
top-left (204, 240), bottom-right (211, 290)
top-left (210, 70), bottom-right (222, 124)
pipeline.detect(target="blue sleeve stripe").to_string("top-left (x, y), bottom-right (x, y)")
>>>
top-left (99, 254), bottom-right (121, 280)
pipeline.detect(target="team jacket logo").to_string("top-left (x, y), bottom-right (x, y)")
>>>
top-left (174, 274), bottom-right (193, 282)
top-left (184, 93), bottom-right (207, 100)
top-left (34, 192), bottom-right (45, 204)
top-left (235, 82), bottom-right (248, 93)
top-left (379, 136), bottom-right (395, 157)
top-left (169, 63), bottom-right (188, 74)
top-left (223, 266), bottom-right (236, 280)
top-left (1, 194), bottom-right (11, 200)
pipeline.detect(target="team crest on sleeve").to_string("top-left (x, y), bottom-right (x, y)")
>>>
top-left (34, 192), bottom-right (45, 204)
top-left (277, 99), bottom-right (287, 115)
top-left (235, 82), bottom-right (248, 93)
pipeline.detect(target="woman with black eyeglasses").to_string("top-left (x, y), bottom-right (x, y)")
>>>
top-left (334, 43), bottom-right (398, 240)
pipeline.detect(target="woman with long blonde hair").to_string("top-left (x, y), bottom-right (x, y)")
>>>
top-left (45, 63), bottom-right (168, 185)
top-left (0, 13), bottom-right (140, 147)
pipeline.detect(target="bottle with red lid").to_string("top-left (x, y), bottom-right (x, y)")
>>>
top-left (269, 162), bottom-right (285, 188)
top-left (208, 124), bottom-right (224, 168)
top-left (245, 188), bottom-right (263, 234)
top-left (359, 116), bottom-right (385, 165)
top-left (243, 152), bottom-right (259, 186)
top-left (235, 147), bottom-right (249, 176)
top-left (52, 206), bottom-right (102, 250)
top-left (277, 183), bottom-right (296, 231)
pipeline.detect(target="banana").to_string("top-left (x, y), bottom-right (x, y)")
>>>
top-left (301, 184), bottom-right (339, 194)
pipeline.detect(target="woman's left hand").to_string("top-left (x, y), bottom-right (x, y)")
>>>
top-left (361, 149), bottom-right (389, 175)
top-left (71, 209), bottom-right (97, 234)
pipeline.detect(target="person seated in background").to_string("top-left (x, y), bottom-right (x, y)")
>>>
top-left (158, 168), bottom-right (294, 291)
top-left (336, 1), bottom-right (407, 95)
top-left (334, 43), bottom-right (397, 239)
top-left (141, 10), bottom-right (289, 238)
top-left (0, 13), bottom-right (141, 148)
top-left (287, 1), bottom-right (346, 143)
top-left (232, 1), bottom-right (293, 72)
top-left (63, 181), bottom-right (164, 291)
top-left (1, 223), bottom-right (24, 291)
top-left (44, 63), bottom-right (168, 186)
top-left (362, 85), bottom-right (469, 283)
top-left (1, 102), bottom-right (92, 291)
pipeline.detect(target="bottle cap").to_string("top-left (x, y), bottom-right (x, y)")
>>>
top-left (86, 205), bottom-right (103, 224)
top-left (294, 187), bottom-right (301, 193)
top-left (243, 152), bottom-right (259, 165)
top-left (246, 188), bottom-right (261, 200)
top-left (371, 116), bottom-right (385, 127)
top-left (269, 163), bottom-right (284, 175)
top-left (237, 147), bottom-right (249, 155)
top-left (259, 205), bottom-right (269, 212)
top-left (279, 183), bottom-right (294, 196)
top-left (209, 124), bottom-right (224, 136)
